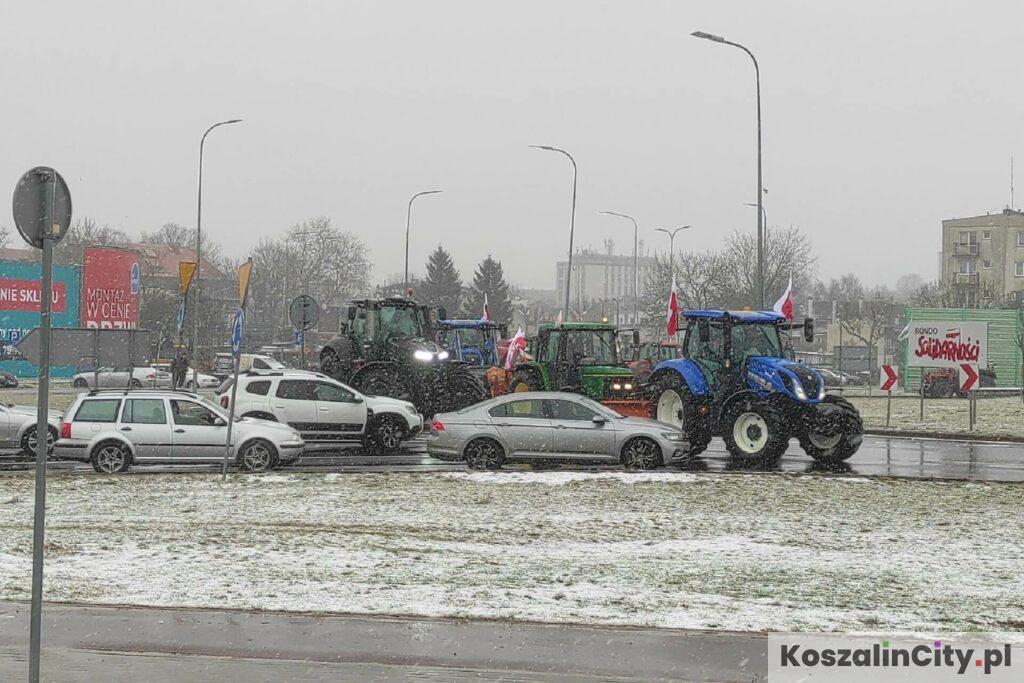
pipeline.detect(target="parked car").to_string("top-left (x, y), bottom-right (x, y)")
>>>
top-left (922, 366), bottom-right (997, 398)
top-left (0, 401), bottom-right (62, 456)
top-left (152, 363), bottom-right (221, 390)
top-left (426, 391), bottom-right (690, 470)
top-left (0, 370), bottom-right (18, 388)
top-left (53, 389), bottom-right (304, 473)
top-left (218, 370), bottom-right (423, 453)
top-left (816, 368), bottom-right (864, 388)
top-left (212, 353), bottom-right (288, 380)
top-left (70, 366), bottom-right (172, 389)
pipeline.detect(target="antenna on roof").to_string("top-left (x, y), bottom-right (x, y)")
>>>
top-left (1011, 156), bottom-right (1015, 210)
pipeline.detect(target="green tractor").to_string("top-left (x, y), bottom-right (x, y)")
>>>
top-left (319, 296), bottom-right (487, 416)
top-left (507, 322), bottom-right (649, 416)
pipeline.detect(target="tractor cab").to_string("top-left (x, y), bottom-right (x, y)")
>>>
top-left (435, 319), bottom-right (507, 367)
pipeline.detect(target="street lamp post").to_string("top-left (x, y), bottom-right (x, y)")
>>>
top-left (404, 190), bottom-right (442, 295)
top-left (531, 145), bottom-right (577, 322)
top-left (654, 225), bottom-right (692, 282)
top-left (599, 211), bottom-right (639, 325)
top-left (692, 30), bottom-right (764, 309)
top-left (192, 118), bottom-right (242, 387)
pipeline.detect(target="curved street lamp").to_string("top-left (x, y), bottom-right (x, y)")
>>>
top-left (654, 225), bottom-right (692, 284)
top-left (192, 118), bottom-right (242, 387)
top-left (405, 190), bottom-right (442, 294)
top-left (692, 29), bottom-right (765, 308)
top-left (599, 211), bottom-right (639, 325)
top-left (531, 145), bottom-right (577, 322)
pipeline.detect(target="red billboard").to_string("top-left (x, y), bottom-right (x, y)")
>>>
top-left (81, 247), bottom-right (140, 329)
top-left (0, 278), bottom-right (67, 312)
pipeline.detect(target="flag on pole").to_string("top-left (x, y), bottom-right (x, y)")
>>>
top-left (178, 261), bottom-right (197, 295)
top-left (482, 293), bottom-right (490, 322)
top-left (772, 275), bottom-right (794, 320)
top-left (665, 275), bottom-right (679, 337)
top-left (556, 310), bottom-right (564, 324)
top-left (504, 327), bottom-right (526, 370)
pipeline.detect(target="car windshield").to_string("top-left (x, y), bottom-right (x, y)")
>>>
top-left (564, 330), bottom-right (617, 365)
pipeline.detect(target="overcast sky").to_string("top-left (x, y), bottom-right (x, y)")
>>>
top-left (1, 1), bottom-right (1021, 290)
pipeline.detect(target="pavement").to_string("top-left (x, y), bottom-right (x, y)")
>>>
top-left (3, 434), bottom-right (1023, 482)
top-left (4, 602), bottom-right (1018, 682)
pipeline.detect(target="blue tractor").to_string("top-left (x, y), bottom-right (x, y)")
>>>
top-left (649, 310), bottom-right (863, 461)
top-left (435, 319), bottom-right (507, 368)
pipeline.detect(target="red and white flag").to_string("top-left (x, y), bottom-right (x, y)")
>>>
top-left (504, 327), bottom-right (526, 370)
top-left (665, 275), bottom-right (679, 336)
top-left (481, 293), bottom-right (490, 322)
top-left (556, 309), bottom-right (564, 324)
top-left (773, 275), bottom-right (794, 320)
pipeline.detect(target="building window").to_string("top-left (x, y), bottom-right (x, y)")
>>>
top-left (958, 231), bottom-right (977, 245)
top-left (1017, 261), bottom-right (1024, 277)
top-left (982, 259), bottom-right (991, 270)
top-left (959, 259), bottom-right (976, 274)
top-left (1018, 232), bottom-right (1024, 247)
top-left (982, 230), bottom-right (991, 239)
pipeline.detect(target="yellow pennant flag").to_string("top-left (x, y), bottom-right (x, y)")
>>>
top-left (238, 259), bottom-right (254, 309)
top-left (178, 261), bottom-right (197, 295)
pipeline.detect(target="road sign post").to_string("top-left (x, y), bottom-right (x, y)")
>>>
top-left (13, 166), bottom-right (72, 683)
top-left (879, 365), bottom-right (898, 428)
top-left (289, 295), bottom-right (320, 369)
top-left (223, 260), bottom-right (254, 480)
top-left (959, 363), bottom-right (979, 432)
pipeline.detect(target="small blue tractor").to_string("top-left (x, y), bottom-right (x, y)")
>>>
top-left (435, 319), bottom-right (507, 368)
top-left (648, 310), bottom-right (863, 461)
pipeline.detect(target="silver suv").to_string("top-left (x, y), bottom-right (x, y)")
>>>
top-left (54, 389), bottom-right (305, 473)
top-left (219, 371), bottom-right (423, 453)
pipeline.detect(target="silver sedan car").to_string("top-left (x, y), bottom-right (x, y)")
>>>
top-left (426, 391), bottom-right (690, 470)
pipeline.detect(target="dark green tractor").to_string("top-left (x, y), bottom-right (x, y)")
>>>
top-left (320, 296), bottom-right (486, 416)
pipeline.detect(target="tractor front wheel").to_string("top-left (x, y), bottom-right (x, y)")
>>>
top-left (799, 395), bottom-right (863, 462)
top-left (652, 374), bottom-right (711, 456)
top-left (356, 365), bottom-right (414, 404)
top-left (721, 398), bottom-right (789, 461)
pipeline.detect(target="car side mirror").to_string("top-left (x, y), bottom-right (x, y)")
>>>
top-left (352, 396), bottom-right (364, 404)
top-left (698, 319), bottom-right (710, 344)
top-left (591, 415), bottom-right (607, 426)
top-left (213, 417), bottom-right (227, 427)
top-left (803, 317), bottom-right (814, 343)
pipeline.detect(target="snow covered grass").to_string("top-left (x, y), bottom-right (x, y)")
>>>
top-left (0, 471), bottom-right (1022, 633)
top-left (849, 395), bottom-right (1024, 440)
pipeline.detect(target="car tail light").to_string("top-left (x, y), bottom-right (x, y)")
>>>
top-left (220, 395), bottom-right (229, 408)
top-left (430, 420), bottom-right (444, 432)
top-left (59, 421), bottom-right (71, 439)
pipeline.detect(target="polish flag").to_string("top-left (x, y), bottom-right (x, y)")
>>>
top-left (773, 275), bottom-right (794, 320)
top-left (482, 293), bottom-right (490, 322)
top-left (504, 327), bottom-right (526, 370)
top-left (665, 275), bottom-right (679, 336)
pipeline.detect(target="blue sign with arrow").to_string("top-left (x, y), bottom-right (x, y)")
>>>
top-left (130, 261), bottom-right (141, 295)
top-left (230, 309), bottom-right (245, 357)
top-left (176, 297), bottom-right (186, 333)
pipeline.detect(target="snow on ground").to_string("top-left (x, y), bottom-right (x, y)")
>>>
top-left (0, 471), bottom-right (1021, 633)
top-left (849, 394), bottom-right (1024, 440)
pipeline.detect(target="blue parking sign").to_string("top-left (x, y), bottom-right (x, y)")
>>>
top-left (130, 261), bottom-right (141, 295)
top-left (230, 309), bottom-right (245, 357)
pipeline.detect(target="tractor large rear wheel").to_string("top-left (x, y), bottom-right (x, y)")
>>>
top-left (652, 373), bottom-right (711, 456)
top-left (355, 365), bottom-right (414, 404)
top-left (437, 367), bottom-right (487, 414)
top-left (721, 398), bottom-right (789, 461)
top-left (799, 395), bottom-right (863, 462)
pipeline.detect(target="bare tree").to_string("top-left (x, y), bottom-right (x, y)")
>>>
top-left (718, 226), bottom-right (817, 308)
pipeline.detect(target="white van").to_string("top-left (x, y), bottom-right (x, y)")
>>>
top-left (212, 353), bottom-right (288, 380)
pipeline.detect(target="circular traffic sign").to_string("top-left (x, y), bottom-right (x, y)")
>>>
top-left (12, 166), bottom-right (72, 249)
top-left (289, 295), bottom-right (320, 331)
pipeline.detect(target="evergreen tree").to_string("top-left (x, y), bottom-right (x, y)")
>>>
top-left (418, 245), bottom-right (463, 315)
top-left (462, 255), bottom-right (512, 323)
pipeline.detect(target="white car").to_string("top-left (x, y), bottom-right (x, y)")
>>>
top-left (0, 402), bottom-right (62, 456)
top-left (71, 366), bottom-right (172, 389)
top-left (53, 389), bottom-right (305, 473)
top-left (152, 364), bottom-right (221, 390)
top-left (218, 370), bottom-right (423, 453)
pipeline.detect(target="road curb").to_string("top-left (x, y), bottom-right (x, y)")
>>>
top-left (865, 428), bottom-right (1024, 444)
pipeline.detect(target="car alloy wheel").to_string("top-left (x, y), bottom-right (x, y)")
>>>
top-left (622, 437), bottom-right (661, 470)
top-left (94, 443), bottom-right (127, 474)
top-left (22, 426), bottom-right (56, 457)
top-left (241, 440), bottom-right (274, 472)
top-left (464, 439), bottom-right (503, 470)
top-left (377, 419), bottom-right (403, 451)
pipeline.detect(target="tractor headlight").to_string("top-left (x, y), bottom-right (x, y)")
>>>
top-left (437, 350), bottom-right (449, 360)
top-left (413, 349), bottom-right (435, 362)
top-left (612, 382), bottom-right (622, 391)
top-left (792, 382), bottom-right (807, 401)
top-left (623, 382), bottom-right (633, 391)
top-left (818, 385), bottom-right (826, 401)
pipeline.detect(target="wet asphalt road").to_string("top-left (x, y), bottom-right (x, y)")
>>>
top-left (2, 434), bottom-right (1022, 482)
